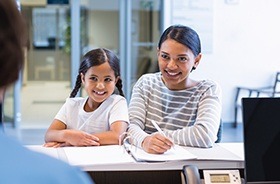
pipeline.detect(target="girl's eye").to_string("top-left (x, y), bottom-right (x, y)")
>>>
top-left (90, 76), bottom-right (98, 81)
top-left (161, 53), bottom-right (169, 60)
top-left (104, 78), bottom-right (113, 82)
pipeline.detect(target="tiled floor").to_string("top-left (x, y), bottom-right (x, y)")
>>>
top-left (3, 123), bottom-right (243, 145)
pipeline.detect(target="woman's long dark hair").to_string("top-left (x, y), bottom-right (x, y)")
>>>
top-left (158, 25), bottom-right (201, 57)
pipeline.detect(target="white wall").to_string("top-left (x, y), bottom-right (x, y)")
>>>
top-left (189, 0), bottom-right (280, 123)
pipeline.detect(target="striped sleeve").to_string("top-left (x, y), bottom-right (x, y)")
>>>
top-left (165, 82), bottom-right (222, 148)
top-left (128, 76), bottom-right (150, 148)
top-left (128, 73), bottom-right (222, 148)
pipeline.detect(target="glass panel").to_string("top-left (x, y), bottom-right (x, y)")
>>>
top-left (130, 0), bottom-right (161, 90)
top-left (80, 0), bottom-right (120, 97)
top-left (20, 3), bottom-right (72, 128)
top-left (3, 87), bottom-right (14, 124)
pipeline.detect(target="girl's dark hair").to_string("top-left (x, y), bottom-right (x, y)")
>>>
top-left (70, 48), bottom-right (125, 98)
top-left (158, 25), bottom-right (201, 57)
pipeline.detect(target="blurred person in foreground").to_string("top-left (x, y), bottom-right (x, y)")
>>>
top-left (0, 0), bottom-right (94, 183)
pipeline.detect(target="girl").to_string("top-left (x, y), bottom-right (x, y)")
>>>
top-left (44, 48), bottom-right (129, 147)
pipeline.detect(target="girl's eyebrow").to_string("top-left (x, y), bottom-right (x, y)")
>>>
top-left (104, 75), bottom-right (113, 78)
top-left (89, 74), bottom-right (113, 78)
top-left (89, 74), bottom-right (97, 77)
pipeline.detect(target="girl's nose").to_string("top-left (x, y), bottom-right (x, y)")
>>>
top-left (96, 82), bottom-right (105, 89)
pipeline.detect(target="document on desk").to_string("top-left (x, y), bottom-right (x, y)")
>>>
top-left (128, 145), bottom-right (197, 162)
top-left (63, 145), bottom-right (136, 166)
top-left (27, 145), bottom-right (60, 159)
top-left (186, 143), bottom-right (244, 161)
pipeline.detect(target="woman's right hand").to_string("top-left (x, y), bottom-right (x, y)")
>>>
top-left (64, 129), bottom-right (100, 146)
top-left (142, 133), bottom-right (173, 154)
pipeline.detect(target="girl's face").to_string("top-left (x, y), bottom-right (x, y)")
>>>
top-left (157, 38), bottom-right (201, 90)
top-left (81, 62), bottom-right (118, 109)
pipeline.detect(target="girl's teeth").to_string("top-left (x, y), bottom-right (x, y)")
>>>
top-left (96, 91), bottom-right (105, 95)
top-left (168, 72), bottom-right (177, 76)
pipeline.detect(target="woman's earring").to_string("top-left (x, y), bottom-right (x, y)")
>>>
top-left (191, 66), bottom-right (196, 72)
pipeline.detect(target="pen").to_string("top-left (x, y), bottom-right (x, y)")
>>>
top-left (151, 120), bottom-right (175, 150)
top-left (151, 120), bottom-right (165, 136)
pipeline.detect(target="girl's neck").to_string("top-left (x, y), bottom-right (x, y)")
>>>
top-left (84, 98), bottom-right (101, 112)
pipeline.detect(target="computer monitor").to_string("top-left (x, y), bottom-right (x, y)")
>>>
top-left (242, 97), bottom-right (280, 184)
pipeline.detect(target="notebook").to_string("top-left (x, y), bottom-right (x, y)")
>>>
top-left (242, 97), bottom-right (280, 184)
top-left (127, 144), bottom-right (197, 162)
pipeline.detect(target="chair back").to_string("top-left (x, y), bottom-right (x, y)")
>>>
top-left (272, 72), bottom-right (280, 96)
top-left (215, 119), bottom-right (223, 143)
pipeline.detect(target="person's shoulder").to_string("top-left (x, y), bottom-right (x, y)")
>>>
top-left (0, 133), bottom-right (93, 184)
top-left (136, 72), bottom-right (161, 85)
top-left (139, 72), bottom-right (159, 80)
top-left (199, 79), bottom-right (222, 94)
top-left (27, 148), bottom-right (93, 184)
top-left (65, 97), bottom-right (86, 106)
top-left (109, 94), bottom-right (128, 104)
top-left (201, 79), bottom-right (220, 87)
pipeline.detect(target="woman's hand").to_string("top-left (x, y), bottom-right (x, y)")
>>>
top-left (142, 133), bottom-right (173, 154)
top-left (64, 129), bottom-right (100, 147)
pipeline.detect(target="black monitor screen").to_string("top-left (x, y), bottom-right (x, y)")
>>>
top-left (242, 98), bottom-right (280, 183)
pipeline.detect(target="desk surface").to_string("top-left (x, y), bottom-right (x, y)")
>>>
top-left (27, 143), bottom-right (244, 172)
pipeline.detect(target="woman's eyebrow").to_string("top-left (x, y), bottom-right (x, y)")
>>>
top-left (177, 54), bottom-right (189, 57)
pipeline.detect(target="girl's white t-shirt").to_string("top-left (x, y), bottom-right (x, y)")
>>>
top-left (55, 94), bottom-right (129, 134)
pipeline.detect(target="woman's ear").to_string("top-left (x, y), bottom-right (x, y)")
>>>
top-left (194, 53), bottom-right (202, 68)
top-left (157, 47), bottom-right (160, 57)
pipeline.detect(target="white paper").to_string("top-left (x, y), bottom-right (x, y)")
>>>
top-left (63, 145), bottom-right (136, 166)
top-left (186, 143), bottom-right (244, 161)
top-left (26, 145), bottom-right (59, 159)
top-left (129, 145), bottom-right (197, 162)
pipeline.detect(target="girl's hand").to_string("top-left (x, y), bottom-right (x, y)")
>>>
top-left (64, 129), bottom-right (100, 147)
top-left (141, 133), bottom-right (173, 154)
top-left (43, 141), bottom-right (62, 148)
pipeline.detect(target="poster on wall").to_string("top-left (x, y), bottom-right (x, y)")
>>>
top-left (171, 0), bottom-right (213, 54)
top-left (32, 8), bottom-right (67, 49)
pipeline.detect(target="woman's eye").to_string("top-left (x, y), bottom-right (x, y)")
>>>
top-left (161, 53), bottom-right (169, 60)
top-left (178, 57), bottom-right (188, 62)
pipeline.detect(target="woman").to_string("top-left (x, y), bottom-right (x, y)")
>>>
top-left (128, 25), bottom-right (222, 154)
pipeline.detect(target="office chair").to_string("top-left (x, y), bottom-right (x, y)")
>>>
top-left (181, 165), bottom-right (200, 184)
top-left (215, 120), bottom-right (223, 143)
top-left (233, 72), bottom-right (280, 127)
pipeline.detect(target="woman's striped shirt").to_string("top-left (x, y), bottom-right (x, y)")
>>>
top-left (128, 72), bottom-right (222, 148)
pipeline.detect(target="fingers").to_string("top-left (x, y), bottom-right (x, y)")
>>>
top-left (82, 133), bottom-right (100, 146)
top-left (142, 134), bottom-right (172, 154)
top-left (154, 133), bottom-right (174, 147)
top-left (43, 142), bottom-right (61, 148)
top-left (82, 138), bottom-right (100, 146)
top-left (85, 133), bottom-right (100, 142)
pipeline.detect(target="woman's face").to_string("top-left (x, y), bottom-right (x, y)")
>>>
top-left (81, 62), bottom-right (118, 109)
top-left (157, 39), bottom-right (201, 90)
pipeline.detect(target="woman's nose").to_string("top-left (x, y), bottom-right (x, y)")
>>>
top-left (167, 59), bottom-right (178, 69)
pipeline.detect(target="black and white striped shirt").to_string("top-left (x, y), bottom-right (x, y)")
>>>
top-left (128, 72), bottom-right (222, 148)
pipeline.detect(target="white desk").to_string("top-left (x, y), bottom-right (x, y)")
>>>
top-left (27, 143), bottom-right (244, 184)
